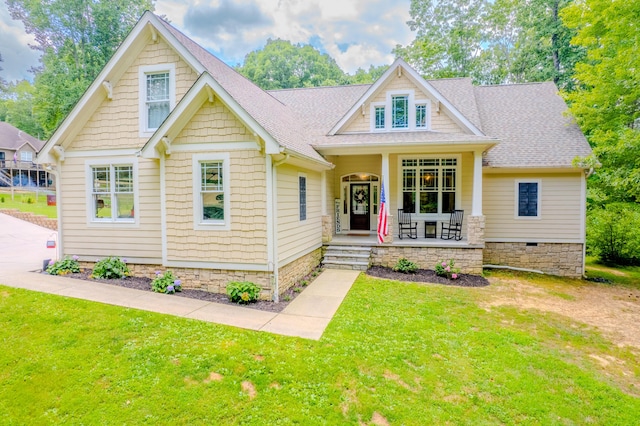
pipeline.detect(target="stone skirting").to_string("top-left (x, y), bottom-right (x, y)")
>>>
top-left (467, 215), bottom-right (485, 245)
top-left (0, 209), bottom-right (58, 231)
top-left (484, 242), bottom-right (584, 278)
top-left (79, 247), bottom-right (323, 300)
top-left (322, 215), bottom-right (332, 242)
top-left (371, 245), bottom-right (483, 275)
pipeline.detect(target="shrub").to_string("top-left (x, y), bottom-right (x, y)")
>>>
top-left (393, 257), bottom-right (418, 274)
top-left (587, 202), bottom-right (640, 265)
top-left (227, 281), bottom-right (261, 304)
top-left (92, 256), bottom-right (130, 279)
top-left (47, 256), bottom-right (81, 275)
top-left (151, 270), bottom-right (182, 294)
top-left (435, 259), bottom-right (460, 280)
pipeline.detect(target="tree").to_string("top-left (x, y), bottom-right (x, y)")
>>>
top-left (1, 80), bottom-right (43, 138)
top-left (7, 0), bottom-right (155, 136)
top-left (236, 39), bottom-right (348, 90)
top-left (563, 0), bottom-right (640, 202)
top-left (348, 65), bottom-right (389, 84)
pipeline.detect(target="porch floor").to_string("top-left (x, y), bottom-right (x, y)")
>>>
top-left (329, 232), bottom-right (483, 248)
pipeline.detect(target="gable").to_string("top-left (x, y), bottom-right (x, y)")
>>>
top-left (66, 38), bottom-right (200, 152)
top-left (341, 73), bottom-right (465, 134)
top-left (172, 99), bottom-right (251, 146)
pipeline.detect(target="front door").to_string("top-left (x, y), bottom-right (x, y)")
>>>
top-left (350, 183), bottom-right (370, 230)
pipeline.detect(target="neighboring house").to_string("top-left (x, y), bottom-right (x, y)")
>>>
top-left (37, 12), bottom-right (592, 299)
top-left (0, 121), bottom-right (51, 187)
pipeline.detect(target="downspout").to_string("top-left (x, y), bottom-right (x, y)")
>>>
top-left (268, 153), bottom-right (290, 302)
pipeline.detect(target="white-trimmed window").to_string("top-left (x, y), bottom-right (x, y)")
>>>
top-left (516, 180), bottom-right (541, 218)
top-left (193, 153), bottom-right (230, 230)
top-left (374, 106), bottom-right (385, 129)
top-left (20, 151), bottom-right (33, 162)
top-left (371, 90), bottom-right (430, 131)
top-left (401, 157), bottom-right (459, 215)
top-left (416, 104), bottom-right (428, 128)
top-left (299, 174), bottom-right (307, 221)
top-left (392, 95), bottom-right (409, 129)
top-left (89, 163), bottom-right (136, 222)
top-left (139, 64), bottom-right (175, 135)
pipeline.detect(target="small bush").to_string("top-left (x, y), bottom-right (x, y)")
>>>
top-left (587, 202), bottom-right (640, 265)
top-left (300, 280), bottom-right (309, 287)
top-left (92, 256), bottom-right (130, 279)
top-left (393, 258), bottom-right (418, 274)
top-left (435, 259), bottom-right (460, 279)
top-left (47, 256), bottom-right (81, 275)
top-left (227, 281), bottom-right (261, 304)
top-left (151, 270), bottom-right (182, 294)
top-left (0, 196), bottom-right (4, 203)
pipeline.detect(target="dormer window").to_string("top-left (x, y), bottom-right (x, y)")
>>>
top-left (139, 64), bottom-right (175, 136)
top-left (371, 90), bottom-right (430, 132)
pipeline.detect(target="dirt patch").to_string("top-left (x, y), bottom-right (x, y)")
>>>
top-left (482, 277), bottom-right (640, 350)
top-left (370, 412), bottom-right (390, 426)
top-left (367, 266), bottom-right (489, 287)
top-left (241, 381), bottom-right (257, 399)
top-left (203, 372), bottom-right (224, 383)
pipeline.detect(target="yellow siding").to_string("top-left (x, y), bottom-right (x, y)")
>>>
top-left (164, 148), bottom-right (268, 264)
top-left (342, 74), bottom-right (463, 133)
top-left (172, 99), bottom-right (251, 144)
top-left (277, 165), bottom-right (322, 262)
top-left (70, 38), bottom-right (199, 151)
top-left (59, 157), bottom-right (162, 260)
top-left (484, 173), bottom-right (583, 241)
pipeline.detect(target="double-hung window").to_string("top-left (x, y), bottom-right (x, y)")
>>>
top-left (516, 181), bottom-right (540, 218)
top-left (20, 151), bottom-right (33, 162)
top-left (90, 164), bottom-right (135, 222)
top-left (193, 153), bottom-right (230, 230)
top-left (139, 64), bottom-right (175, 135)
top-left (402, 158), bottom-right (458, 214)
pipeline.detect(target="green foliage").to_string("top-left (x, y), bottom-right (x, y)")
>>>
top-left (0, 80), bottom-right (44, 138)
top-left (151, 270), bottom-right (182, 294)
top-left (587, 203), bottom-right (640, 265)
top-left (393, 257), bottom-right (419, 274)
top-left (91, 256), bottom-right (130, 279)
top-left (46, 255), bottom-right (80, 275)
top-left (226, 281), bottom-right (261, 304)
top-left (563, 0), bottom-right (640, 203)
top-left (435, 259), bottom-right (460, 279)
top-left (236, 38), bottom-right (348, 90)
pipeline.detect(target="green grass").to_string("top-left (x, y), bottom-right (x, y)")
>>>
top-left (1, 274), bottom-right (639, 424)
top-left (0, 190), bottom-right (57, 218)
top-left (585, 256), bottom-right (640, 288)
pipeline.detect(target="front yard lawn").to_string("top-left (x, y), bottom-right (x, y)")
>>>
top-left (1, 271), bottom-right (638, 424)
top-left (0, 190), bottom-right (57, 218)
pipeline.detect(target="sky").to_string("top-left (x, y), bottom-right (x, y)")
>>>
top-left (0, 0), bottom-right (414, 83)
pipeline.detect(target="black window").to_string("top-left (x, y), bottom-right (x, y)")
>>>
top-left (518, 182), bottom-right (538, 217)
top-left (299, 176), bottom-right (306, 221)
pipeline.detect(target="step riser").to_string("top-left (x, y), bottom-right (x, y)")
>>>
top-left (322, 245), bottom-right (372, 271)
top-left (323, 262), bottom-right (369, 271)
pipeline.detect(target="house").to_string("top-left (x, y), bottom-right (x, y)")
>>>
top-left (0, 121), bottom-right (52, 187)
top-left (37, 12), bottom-right (592, 300)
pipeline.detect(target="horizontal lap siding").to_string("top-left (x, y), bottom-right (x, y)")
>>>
top-left (59, 157), bottom-right (162, 260)
top-left (277, 165), bottom-right (322, 262)
top-left (484, 173), bottom-right (583, 241)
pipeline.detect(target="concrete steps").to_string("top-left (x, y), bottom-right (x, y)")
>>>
top-left (323, 245), bottom-right (371, 271)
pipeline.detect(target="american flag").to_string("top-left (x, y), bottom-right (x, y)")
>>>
top-left (377, 180), bottom-right (388, 244)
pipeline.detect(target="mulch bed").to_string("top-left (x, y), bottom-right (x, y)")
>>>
top-left (366, 265), bottom-right (489, 287)
top-left (58, 269), bottom-right (299, 313)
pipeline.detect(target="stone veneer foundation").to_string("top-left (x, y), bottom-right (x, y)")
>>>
top-left (79, 247), bottom-right (323, 300)
top-left (483, 242), bottom-right (584, 278)
top-left (371, 246), bottom-right (483, 275)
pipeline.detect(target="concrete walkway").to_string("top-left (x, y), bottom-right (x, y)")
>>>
top-left (0, 213), bottom-right (360, 339)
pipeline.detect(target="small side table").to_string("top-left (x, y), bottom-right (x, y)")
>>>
top-left (424, 221), bottom-right (437, 238)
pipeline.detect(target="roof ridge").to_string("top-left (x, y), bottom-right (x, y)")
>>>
top-left (268, 83), bottom-right (372, 93)
top-left (476, 81), bottom-right (556, 89)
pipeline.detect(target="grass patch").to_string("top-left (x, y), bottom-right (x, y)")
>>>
top-left (585, 256), bottom-right (640, 288)
top-left (0, 190), bottom-right (57, 218)
top-left (1, 276), bottom-right (639, 424)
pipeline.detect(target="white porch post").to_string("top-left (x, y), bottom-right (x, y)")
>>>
top-left (381, 153), bottom-right (393, 243)
top-left (472, 149), bottom-right (483, 216)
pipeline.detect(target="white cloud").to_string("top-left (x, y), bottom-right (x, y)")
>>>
top-left (0, 7), bottom-right (40, 82)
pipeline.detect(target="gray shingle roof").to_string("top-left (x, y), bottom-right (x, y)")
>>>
top-left (0, 122), bottom-right (44, 151)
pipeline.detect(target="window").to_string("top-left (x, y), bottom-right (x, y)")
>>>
top-left (193, 153), bottom-right (230, 230)
top-left (392, 95), bottom-right (409, 128)
top-left (375, 106), bottom-right (385, 129)
top-left (299, 175), bottom-right (307, 221)
top-left (401, 158), bottom-right (458, 214)
top-left (139, 64), bottom-right (175, 135)
top-left (416, 104), bottom-right (427, 128)
top-left (20, 151), bottom-right (33, 162)
top-left (517, 181), bottom-right (540, 218)
top-left (90, 164), bottom-right (135, 222)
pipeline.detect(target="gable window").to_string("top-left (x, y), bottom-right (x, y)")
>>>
top-left (90, 164), bottom-right (135, 222)
top-left (401, 158), bottom-right (458, 215)
top-left (375, 106), bottom-right (385, 129)
top-left (416, 104), bottom-right (427, 128)
top-left (299, 175), bottom-right (307, 221)
top-left (20, 151), bottom-right (33, 162)
top-left (392, 95), bottom-right (409, 128)
top-left (139, 64), bottom-right (175, 135)
top-left (193, 153), bottom-right (230, 230)
top-left (517, 181), bottom-right (540, 218)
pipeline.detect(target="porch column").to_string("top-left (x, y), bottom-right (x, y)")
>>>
top-left (468, 149), bottom-right (485, 245)
top-left (381, 153), bottom-right (393, 243)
